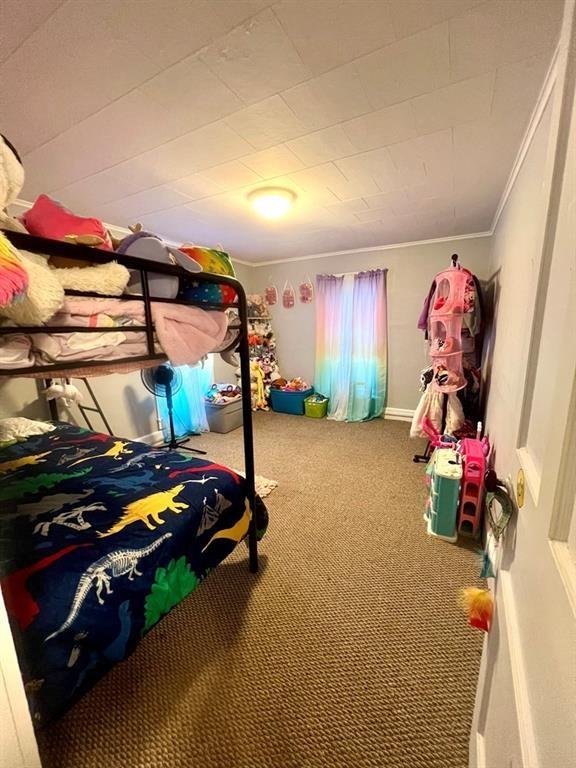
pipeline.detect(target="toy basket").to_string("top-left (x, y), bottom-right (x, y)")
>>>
top-left (304, 394), bottom-right (328, 418)
top-left (270, 387), bottom-right (314, 415)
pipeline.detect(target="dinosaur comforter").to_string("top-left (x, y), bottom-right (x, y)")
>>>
top-left (0, 423), bottom-right (267, 726)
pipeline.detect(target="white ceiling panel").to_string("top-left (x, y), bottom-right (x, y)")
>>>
top-left (342, 102), bottom-right (416, 153)
top-left (389, 0), bottom-right (484, 39)
top-left (282, 63), bottom-right (372, 131)
top-left (0, 0), bottom-right (64, 64)
top-left (200, 8), bottom-right (309, 104)
top-left (274, 0), bottom-right (396, 75)
top-left (411, 72), bottom-right (495, 136)
top-left (287, 125), bottom-right (358, 167)
top-left (224, 95), bottom-right (307, 150)
top-left (242, 145), bottom-right (304, 178)
top-left (97, 188), bottom-right (194, 223)
top-left (449, 0), bottom-right (564, 82)
top-left (138, 57), bottom-right (243, 128)
top-left (2, 0), bottom-right (563, 262)
top-left (0, 1), bottom-right (162, 153)
top-left (355, 22), bottom-right (450, 111)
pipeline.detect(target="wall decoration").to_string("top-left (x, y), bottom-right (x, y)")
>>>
top-left (264, 283), bottom-right (278, 306)
top-left (282, 281), bottom-right (295, 309)
top-left (299, 276), bottom-right (314, 304)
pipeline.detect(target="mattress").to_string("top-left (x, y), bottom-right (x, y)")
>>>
top-left (0, 423), bottom-right (267, 725)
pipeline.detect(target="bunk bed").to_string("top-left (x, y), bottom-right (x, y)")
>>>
top-left (0, 230), bottom-right (264, 726)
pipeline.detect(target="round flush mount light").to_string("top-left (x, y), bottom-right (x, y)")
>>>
top-left (248, 187), bottom-right (296, 219)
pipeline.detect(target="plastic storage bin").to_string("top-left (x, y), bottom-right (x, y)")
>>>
top-left (304, 395), bottom-right (328, 418)
top-left (205, 400), bottom-right (243, 433)
top-left (426, 448), bottom-right (462, 542)
top-left (270, 387), bottom-right (314, 415)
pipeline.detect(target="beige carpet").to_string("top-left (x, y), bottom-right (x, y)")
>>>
top-left (38, 413), bottom-right (484, 768)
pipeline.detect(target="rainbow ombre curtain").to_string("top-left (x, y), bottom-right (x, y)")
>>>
top-left (315, 270), bottom-right (388, 422)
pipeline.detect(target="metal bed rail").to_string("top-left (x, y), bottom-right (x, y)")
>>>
top-left (0, 230), bottom-right (259, 572)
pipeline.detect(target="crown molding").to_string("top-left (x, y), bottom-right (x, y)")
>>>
top-left (246, 231), bottom-right (492, 267)
top-left (490, 43), bottom-right (560, 234)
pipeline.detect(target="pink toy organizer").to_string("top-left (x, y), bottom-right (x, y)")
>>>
top-left (457, 437), bottom-right (486, 537)
top-left (428, 267), bottom-right (470, 394)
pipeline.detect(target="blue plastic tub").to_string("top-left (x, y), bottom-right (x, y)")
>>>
top-left (270, 387), bottom-right (314, 415)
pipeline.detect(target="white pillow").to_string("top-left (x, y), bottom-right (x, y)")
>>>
top-left (0, 417), bottom-right (55, 442)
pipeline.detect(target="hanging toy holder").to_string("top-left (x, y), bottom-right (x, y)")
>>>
top-left (265, 279), bottom-right (278, 306)
top-left (282, 280), bottom-right (295, 309)
top-left (299, 275), bottom-right (314, 304)
top-left (428, 262), bottom-right (469, 394)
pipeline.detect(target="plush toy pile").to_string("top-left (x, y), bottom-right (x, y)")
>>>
top-left (241, 297), bottom-right (282, 410)
top-left (204, 382), bottom-right (241, 406)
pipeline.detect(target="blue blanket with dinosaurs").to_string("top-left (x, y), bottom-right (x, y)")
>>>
top-left (0, 423), bottom-right (267, 726)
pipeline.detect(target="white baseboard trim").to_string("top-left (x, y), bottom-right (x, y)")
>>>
top-left (475, 732), bottom-right (486, 768)
top-left (137, 429), bottom-right (164, 445)
top-left (384, 407), bottom-right (414, 422)
top-left (499, 570), bottom-right (539, 768)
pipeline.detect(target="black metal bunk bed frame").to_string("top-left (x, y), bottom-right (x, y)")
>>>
top-left (0, 230), bottom-right (259, 572)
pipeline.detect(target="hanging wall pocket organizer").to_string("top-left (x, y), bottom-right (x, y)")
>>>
top-left (282, 280), bottom-right (295, 309)
top-left (299, 275), bottom-right (314, 304)
top-left (265, 281), bottom-right (278, 306)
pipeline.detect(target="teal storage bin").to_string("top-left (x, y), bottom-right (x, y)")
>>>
top-left (270, 387), bottom-right (314, 415)
top-left (426, 448), bottom-right (462, 542)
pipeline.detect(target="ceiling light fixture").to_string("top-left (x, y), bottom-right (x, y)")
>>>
top-left (248, 187), bottom-right (296, 219)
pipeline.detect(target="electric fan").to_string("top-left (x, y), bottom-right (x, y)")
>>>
top-left (141, 364), bottom-right (206, 455)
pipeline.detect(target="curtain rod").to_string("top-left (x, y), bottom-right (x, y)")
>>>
top-left (330, 268), bottom-right (388, 277)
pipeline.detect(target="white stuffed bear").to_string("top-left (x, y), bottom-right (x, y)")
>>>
top-left (0, 134), bottom-right (27, 234)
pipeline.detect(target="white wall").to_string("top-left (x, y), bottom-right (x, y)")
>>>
top-left (0, 379), bottom-right (48, 420)
top-left (471, 4), bottom-right (576, 764)
top-left (248, 237), bottom-right (492, 411)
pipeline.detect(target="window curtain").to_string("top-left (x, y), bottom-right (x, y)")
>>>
top-left (315, 269), bottom-right (388, 422)
top-left (157, 357), bottom-right (213, 439)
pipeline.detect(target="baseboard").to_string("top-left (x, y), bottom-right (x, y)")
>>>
top-left (137, 429), bottom-right (164, 445)
top-left (499, 570), bottom-right (539, 768)
top-left (384, 407), bottom-right (414, 422)
top-left (475, 732), bottom-right (486, 768)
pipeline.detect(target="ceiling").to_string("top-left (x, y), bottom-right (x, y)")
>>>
top-left (3, 0), bottom-right (563, 262)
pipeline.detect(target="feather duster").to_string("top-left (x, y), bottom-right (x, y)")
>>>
top-left (460, 587), bottom-right (494, 632)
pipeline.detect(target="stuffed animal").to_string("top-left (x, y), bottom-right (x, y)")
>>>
top-left (0, 134), bottom-right (27, 235)
top-left (250, 360), bottom-right (268, 411)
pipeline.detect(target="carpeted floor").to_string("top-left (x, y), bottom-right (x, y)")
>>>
top-left (38, 413), bottom-right (483, 768)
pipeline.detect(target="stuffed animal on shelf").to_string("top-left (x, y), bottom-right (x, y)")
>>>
top-left (0, 134), bottom-right (28, 235)
top-left (0, 231), bottom-right (28, 308)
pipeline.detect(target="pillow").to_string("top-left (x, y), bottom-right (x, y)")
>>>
top-left (0, 417), bottom-right (55, 442)
top-left (177, 245), bottom-right (237, 305)
top-left (20, 194), bottom-right (113, 251)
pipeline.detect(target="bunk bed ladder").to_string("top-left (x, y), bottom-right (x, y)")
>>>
top-left (75, 378), bottom-right (114, 435)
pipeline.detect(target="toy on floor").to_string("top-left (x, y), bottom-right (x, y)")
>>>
top-left (424, 447), bottom-right (462, 542)
top-left (423, 421), bottom-right (490, 543)
top-left (460, 587), bottom-right (493, 632)
top-left (250, 361), bottom-right (268, 411)
top-left (205, 383), bottom-right (242, 406)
